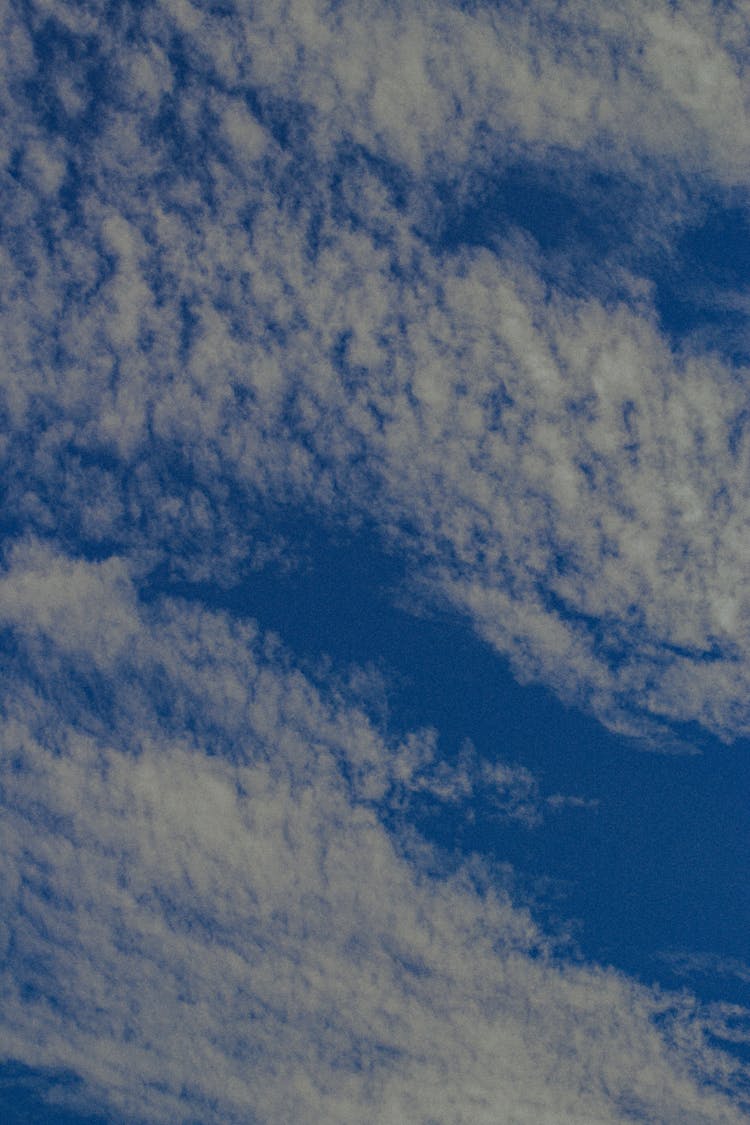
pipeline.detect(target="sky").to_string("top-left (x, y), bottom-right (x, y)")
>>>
top-left (1, 0), bottom-right (750, 1122)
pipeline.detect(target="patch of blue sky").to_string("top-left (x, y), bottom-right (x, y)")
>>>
top-left (0, 1062), bottom-right (109, 1125)
top-left (20, 15), bottom-right (108, 145)
top-left (654, 203), bottom-right (750, 363)
top-left (431, 157), bottom-right (750, 361)
top-left (139, 505), bottom-right (750, 1014)
top-left (431, 163), bottom-right (632, 258)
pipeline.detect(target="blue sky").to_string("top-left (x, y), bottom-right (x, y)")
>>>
top-left (2, 0), bottom-right (750, 1122)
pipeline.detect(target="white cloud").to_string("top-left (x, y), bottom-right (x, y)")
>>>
top-left (0, 539), bottom-right (139, 663)
top-left (0, 547), bottom-right (747, 1124)
top-left (659, 951), bottom-right (750, 988)
top-left (3, 0), bottom-right (750, 745)
top-left (173, 0), bottom-right (750, 184)
top-left (3, 5), bottom-right (750, 1111)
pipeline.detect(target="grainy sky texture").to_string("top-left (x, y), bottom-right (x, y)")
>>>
top-left (2, 1), bottom-right (750, 1122)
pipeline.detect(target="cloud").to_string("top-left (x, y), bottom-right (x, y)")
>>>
top-left (0, 546), bottom-right (748, 1124)
top-left (659, 951), bottom-right (750, 988)
top-left (152, 0), bottom-right (750, 184)
top-left (3, 3), bottom-right (750, 1121)
top-left (3, 0), bottom-right (750, 748)
top-left (0, 540), bottom-right (579, 823)
top-left (403, 737), bottom-right (596, 828)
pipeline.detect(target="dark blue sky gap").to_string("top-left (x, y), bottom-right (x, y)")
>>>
top-left (654, 204), bottom-right (750, 362)
top-left (432, 162), bottom-right (750, 361)
top-left (0, 1063), bottom-right (110, 1125)
top-left (138, 509), bottom-right (750, 1016)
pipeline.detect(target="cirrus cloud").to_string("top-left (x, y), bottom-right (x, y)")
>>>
top-left (0, 544), bottom-right (747, 1124)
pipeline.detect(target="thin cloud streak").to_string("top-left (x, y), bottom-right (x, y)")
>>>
top-left (0, 545), bottom-right (747, 1124)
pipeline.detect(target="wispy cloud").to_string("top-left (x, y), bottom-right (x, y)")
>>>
top-left (2, 1), bottom-right (750, 1119)
top-left (0, 545), bottom-right (747, 1124)
top-left (659, 951), bottom-right (750, 987)
top-left (3, 0), bottom-right (750, 746)
top-left (165, 0), bottom-right (750, 184)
